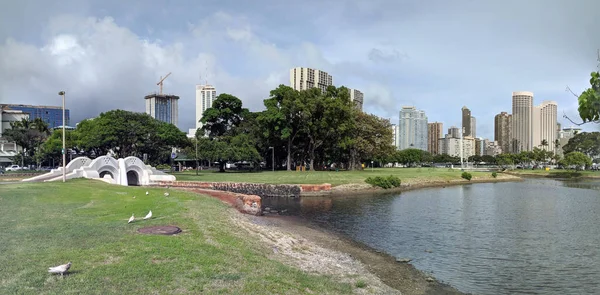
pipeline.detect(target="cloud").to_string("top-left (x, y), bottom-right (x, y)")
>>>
top-left (2, 0), bottom-right (600, 139)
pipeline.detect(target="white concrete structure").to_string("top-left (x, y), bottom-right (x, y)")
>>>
top-left (512, 91), bottom-right (534, 152)
top-left (22, 156), bottom-right (175, 186)
top-left (195, 84), bottom-right (217, 134)
top-left (398, 106), bottom-right (428, 151)
top-left (290, 67), bottom-right (333, 93)
top-left (391, 124), bottom-right (399, 149)
top-left (348, 88), bottom-right (364, 110)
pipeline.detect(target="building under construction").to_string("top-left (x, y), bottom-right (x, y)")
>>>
top-left (144, 93), bottom-right (179, 127)
top-left (145, 72), bottom-right (179, 127)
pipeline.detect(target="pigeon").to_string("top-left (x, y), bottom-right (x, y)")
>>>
top-left (164, 192), bottom-right (169, 197)
top-left (145, 191), bottom-right (149, 195)
top-left (143, 210), bottom-right (152, 220)
top-left (133, 196), bottom-right (136, 199)
top-left (128, 214), bottom-right (135, 223)
top-left (48, 262), bottom-right (71, 276)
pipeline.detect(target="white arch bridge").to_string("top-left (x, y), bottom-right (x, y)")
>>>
top-left (22, 156), bottom-right (175, 186)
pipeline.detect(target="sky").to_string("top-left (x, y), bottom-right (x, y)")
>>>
top-left (1, 0), bottom-right (599, 139)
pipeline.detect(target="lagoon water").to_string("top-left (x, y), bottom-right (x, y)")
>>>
top-left (264, 179), bottom-right (600, 295)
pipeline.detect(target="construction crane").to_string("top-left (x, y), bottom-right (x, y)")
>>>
top-left (156, 72), bottom-right (172, 95)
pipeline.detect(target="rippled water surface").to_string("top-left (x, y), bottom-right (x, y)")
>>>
top-left (263, 178), bottom-right (600, 295)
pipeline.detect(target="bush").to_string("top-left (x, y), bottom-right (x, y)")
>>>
top-left (365, 175), bottom-right (402, 189)
top-left (156, 164), bottom-right (170, 170)
top-left (491, 172), bottom-right (497, 178)
top-left (461, 172), bottom-right (472, 181)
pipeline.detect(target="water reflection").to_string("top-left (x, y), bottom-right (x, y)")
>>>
top-left (264, 179), bottom-right (600, 295)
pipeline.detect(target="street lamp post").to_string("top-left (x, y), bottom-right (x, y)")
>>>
top-left (268, 147), bottom-right (274, 172)
top-left (58, 91), bottom-right (66, 183)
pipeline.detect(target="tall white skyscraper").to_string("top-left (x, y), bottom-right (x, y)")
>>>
top-left (532, 100), bottom-right (558, 152)
top-left (398, 106), bottom-right (428, 151)
top-left (470, 117), bottom-right (477, 138)
top-left (511, 91), bottom-right (534, 153)
top-left (188, 84), bottom-right (217, 137)
top-left (289, 67), bottom-right (333, 93)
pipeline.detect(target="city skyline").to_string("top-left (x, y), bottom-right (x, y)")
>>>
top-left (1, 0), bottom-right (599, 140)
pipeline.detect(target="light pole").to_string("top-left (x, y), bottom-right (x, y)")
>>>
top-left (269, 147), bottom-right (274, 172)
top-left (58, 91), bottom-right (66, 183)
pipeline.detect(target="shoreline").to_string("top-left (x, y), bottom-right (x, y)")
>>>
top-left (232, 210), bottom-right (466, 295)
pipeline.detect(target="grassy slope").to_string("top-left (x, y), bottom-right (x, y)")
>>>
top-left (0, 180), bottom-right (352, 295)
top-left (172, 168), bottom-right (495, 186)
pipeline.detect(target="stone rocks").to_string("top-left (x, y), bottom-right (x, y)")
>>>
top-left (396, 258), bottom-right (412, 263)
top-left (236, 194), bottom-right (262, 216)
top-left (152, 181), bottom-right (332, 197)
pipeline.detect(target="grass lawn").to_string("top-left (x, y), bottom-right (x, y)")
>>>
top-left (0, 180), bottom-right (353, 294)
top-left (172, 167), bottom-right (494, 186)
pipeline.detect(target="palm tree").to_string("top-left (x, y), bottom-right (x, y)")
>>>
top-left (554, 139), bottom-right (560, 156)
top-left (540, 139), bottom-right (548, 151)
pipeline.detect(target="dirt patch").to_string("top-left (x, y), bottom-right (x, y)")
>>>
top-left (138, 225), bottom-right (182, 235)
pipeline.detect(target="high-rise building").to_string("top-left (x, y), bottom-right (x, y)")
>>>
top-left (289, 67), bottom-right (333, 93)
top-left (475, 137), bottom-right (485, 156)
top-left (511, 91), bottom-right (534, 153)
top-left (438, 136), bottom-right (475, 158)
top-left (144, 94), bottom-right (179, 127)
top-left (1, 104), bottom-right (70, 128)
top-left (494, 112), bottom-right (512, 154)
top-left (391, 124), bottom-right (399, 149)
top-left (448, 126), bottom-right (460, 138)
top-left (461, 106), bottom-right (472, 137)
top-left (348, 88), bottom-right (364, 111)
top-left (532, 101), bottom-right (558, 152)
top-left (485, 141), bottom-right (502, 156)
top-left (398, 106), bottom-right (428, 151)
top-left (427, 122), bottom-right (443, 155)
top-left (470, 117), bottom-right (477, 138)
top-left (191, 84), bottom-right (218, 136)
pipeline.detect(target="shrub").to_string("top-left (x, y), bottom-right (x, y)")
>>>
top-left (156, 164), bottom-right (170, 170)
top-left (461, 172), bottom-right (472, 181)
top-left (491, 172), bottom-right (498, 178)
top-left (355, 280), bottom-right (367, 288)
top-left (365, 175), bottom-right (401, 189)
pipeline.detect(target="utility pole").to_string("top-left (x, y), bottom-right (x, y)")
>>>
top-left (58, 91), bottom-right (66, 182)
top-left (460, 127), bottom-right (464, 169)
top-left (269, 147), bottom-right (274, 172)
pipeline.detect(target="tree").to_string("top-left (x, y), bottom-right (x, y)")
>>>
top-left (299, 86), bottom-right (355, 171)
top-left (540, 139), bottom-right (548, 151)
top-left (562, 132), bottom-right (600, 159)
top-left (201, 93), bottom-right (248, 138)
top-left (576, 71), bottom-right (600, 124)
top-left (560, 152), bottom-right (592, 170)
top-left (344, 112), bottom-right (394, 170)
top-left (72, 110), bottom-right (188, 164)
top-left (200, 94), bottom-right (260, 172)
top-left (258, 85), bottom-right (303, 171)
top-left (3, 117), bottom-right (51, 166)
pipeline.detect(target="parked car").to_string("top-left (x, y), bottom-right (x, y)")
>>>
top-left (6, 165), bottom-right (22, 171)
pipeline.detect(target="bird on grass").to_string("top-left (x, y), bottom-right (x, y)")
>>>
top-left (143, 210), bottom-right (152, 220)
top-left (145, 191), bottom-right (149, 195)
top-left (48, 262), bottom-right (71, 276)
top-left (128, 214), bottom-right (135, 223)
top-left (164, 192), bottom-right (169, 197)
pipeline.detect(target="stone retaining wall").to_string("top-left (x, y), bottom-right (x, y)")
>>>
top-left (151, 181), bottom-right (331, 197)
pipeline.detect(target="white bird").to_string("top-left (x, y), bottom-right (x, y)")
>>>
top-left (143, 210), bottom-right (152, 220)
top-left (145, 191), bottom-right (149, 195)
top-left (48, 262), bottom-right (71, 276)
top-left (164, 192), bottom-right (169, 197)
top-left (128, 214), bottom-right (135, 223)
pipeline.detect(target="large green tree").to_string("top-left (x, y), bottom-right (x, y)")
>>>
top-left (560, 152), bottom-right (593, 170)
top-left (73, 110), bottom-right (188, 163)
top-left (562, 132), bottom-right (600, 159)
top-left (4, 117), bottom-right (51, 166)
top-left (344, 112), bottom-right (394, 170)
top-left (199, 94), bottom-right (260, 172)
top-left (577, 71), bottom-right (600, 124)
top-left (258, 85), bottom-right (304, 171)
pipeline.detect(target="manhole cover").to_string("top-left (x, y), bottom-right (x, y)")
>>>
top-left (138, 226), bottom-right (182, 235)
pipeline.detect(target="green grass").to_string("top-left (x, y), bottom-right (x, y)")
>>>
top-left (172, 168), bottom-right (495, 186)
top-left (507, 169), bottom-right (600, 178)
top-left (0, 180), bottom-right (353, 294)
